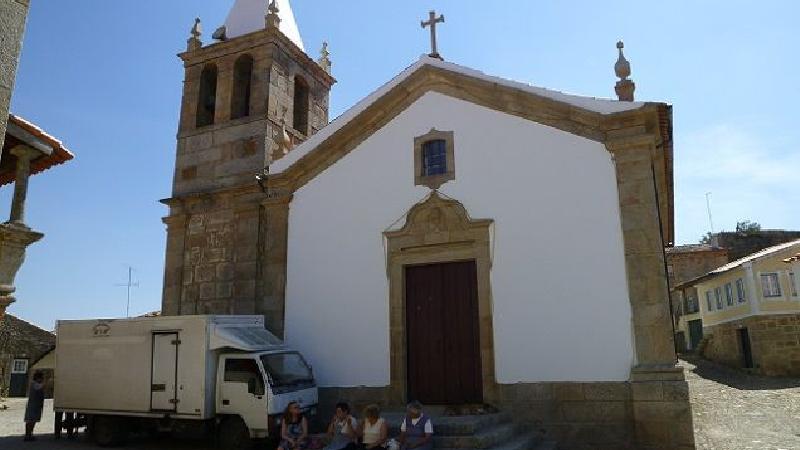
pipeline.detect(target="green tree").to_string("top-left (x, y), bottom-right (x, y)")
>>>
top-left (736, 220), bottom-right (761, 234)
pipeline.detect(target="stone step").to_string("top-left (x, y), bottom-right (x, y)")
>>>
top-left (437, 431), bottom-right (543, 450)
top-left (384, 412), bottom-right (512, 436)
top-left (433, 422), bottom-right (518, 449)
top-left (532, 440), bottom-right (558, 450)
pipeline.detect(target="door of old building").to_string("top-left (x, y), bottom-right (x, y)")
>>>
top-left (688, 319), bottom-right (703, 351)
top-left (739, 328), bottom-right (754, 369)
top-left (405, 260), bottom-right (482, 405)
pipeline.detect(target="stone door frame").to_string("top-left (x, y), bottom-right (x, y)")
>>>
top-left (383, 192), bottom-right (497, 406)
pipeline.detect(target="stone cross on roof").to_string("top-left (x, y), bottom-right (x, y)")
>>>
top-left (421, 10), bottom-right (445, 60)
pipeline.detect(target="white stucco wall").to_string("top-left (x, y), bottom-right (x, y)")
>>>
top-left (283, 92), bottom-right (634, 387)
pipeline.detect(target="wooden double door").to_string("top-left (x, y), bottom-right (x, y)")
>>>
top-left (405, 260), bottom-right (483, 405)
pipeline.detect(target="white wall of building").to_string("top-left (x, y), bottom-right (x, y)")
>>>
top-left (283, 92), bottom-right (634, 387)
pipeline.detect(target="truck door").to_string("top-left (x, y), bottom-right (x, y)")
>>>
top-left (151, 332), bottom-right (179, 411)
top-left (218, 357), bottom-right (268, 434)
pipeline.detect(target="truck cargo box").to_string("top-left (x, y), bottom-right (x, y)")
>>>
top-left (55, 315), bottom-right (284, 419)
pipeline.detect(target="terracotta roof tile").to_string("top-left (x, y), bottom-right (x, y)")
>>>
top-left (1, 114), bottom-right (75, 186)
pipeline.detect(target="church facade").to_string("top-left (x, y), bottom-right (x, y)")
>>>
top-left (161, 1), bottom-right (695, 448)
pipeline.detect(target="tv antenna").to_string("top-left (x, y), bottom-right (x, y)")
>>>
top-left (705, 192), bottom-right (715, 235)
top-left (115, 266), bottom-right (140, 317)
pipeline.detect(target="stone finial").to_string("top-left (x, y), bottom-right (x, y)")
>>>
top-left (187, 17), bottom-right (203, 51)
top-left (614, 41), bottom-right (636, 101)
top-left (266, 0), bottom-right (281, 29)
top-left (212, 26), bottom-right (227, 41)
top-left (318, 41), bottom-right (332, 74)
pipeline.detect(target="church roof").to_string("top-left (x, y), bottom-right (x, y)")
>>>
top-left (271, 55), bottom-right (648, 174)
top-left (224, 0), bottom-right (304, 51)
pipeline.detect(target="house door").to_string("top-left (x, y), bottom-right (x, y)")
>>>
top-left (688, 320), bottom-right (703, 351)
top-left (405, 260), bottom-right (482, 405)
top-left (9, 359), bottom-right (29, 397)
top-left (738, 328), bottom-right (754, 369)
top-left (151, 333), bottom-right (179, 411)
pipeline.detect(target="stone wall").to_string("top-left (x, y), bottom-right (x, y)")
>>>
top-left (0, 0), bottom-right (29, 152)
top-left (316, 381), bottom-right (695, 450)
top-left (716, 230), bottom-right (800, 262)
top-left (704, 314), bottom-right (800, 376)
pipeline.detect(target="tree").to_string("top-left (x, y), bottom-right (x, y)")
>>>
top-left (699, 232), bottom-right (714, 245)
top-left (736, 220), bottom-right (761, 234)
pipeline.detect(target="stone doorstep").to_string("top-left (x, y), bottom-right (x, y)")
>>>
top-left (383, 411), bottom-right (512, 436)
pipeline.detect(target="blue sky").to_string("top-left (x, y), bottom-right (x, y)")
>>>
top-left (6, 1), bottom-right (799, 329)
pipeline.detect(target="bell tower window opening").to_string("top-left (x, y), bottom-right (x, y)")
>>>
top-left (196, 64), bottom-right (218, 127)
top-left (293, 75), bottom-right (310, 135)
top-left (231, 55), bottom-right (254, 120)
top-left (422, 139), bottom-right (447, 176)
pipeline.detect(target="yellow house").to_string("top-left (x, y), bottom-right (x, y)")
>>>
top-left (676, 239), bottom-right (800, 375)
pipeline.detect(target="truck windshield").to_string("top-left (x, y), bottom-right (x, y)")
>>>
top-left (260, 352), bottom-right (314, 388)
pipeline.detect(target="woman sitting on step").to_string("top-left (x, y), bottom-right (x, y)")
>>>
top-left (324, 402), bottom-right (358, 450)
top-left (398, 401), bottom-right (433, 450)
top-left (357, 404), bottom-right (389, 450)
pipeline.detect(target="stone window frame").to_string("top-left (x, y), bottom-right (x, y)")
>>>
top-left (414, 129), bottom-right (455, 190)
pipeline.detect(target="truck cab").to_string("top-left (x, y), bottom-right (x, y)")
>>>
top-left (217, 350), bottom-right (317, 439)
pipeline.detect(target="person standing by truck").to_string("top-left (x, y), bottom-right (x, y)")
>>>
top-left (23, 372), bottom-right (45, 442)
top-left (278, 401), bottom-right (309, 450)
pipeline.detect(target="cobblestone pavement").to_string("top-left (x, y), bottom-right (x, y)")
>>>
top-left (683, 356), bottom-right (800, 450)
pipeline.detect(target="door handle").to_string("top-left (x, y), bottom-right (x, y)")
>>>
top-left (222, 399), bottom-right (230, 405)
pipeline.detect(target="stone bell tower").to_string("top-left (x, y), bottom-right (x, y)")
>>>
top-left (161, 0), bottom-right (335, 336)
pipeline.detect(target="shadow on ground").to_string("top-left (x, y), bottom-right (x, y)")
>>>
top-left (681, 353), bottom-right (800, 390)
top-left (0, 433), bottom-right (218, 450)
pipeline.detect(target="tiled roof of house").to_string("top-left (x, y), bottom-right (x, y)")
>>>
top-left (1, 114), bottom-right (75, 186)
top-left (0, 314), bottom-right (56, 359)
top-left (675, 239), bottom-right (800, 289)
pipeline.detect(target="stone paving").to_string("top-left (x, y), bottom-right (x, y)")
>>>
top-left (683, 356), bottom-right (800, 450)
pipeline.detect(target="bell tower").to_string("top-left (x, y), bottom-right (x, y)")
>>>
top-left (161, 0), bottom-right (335, 336)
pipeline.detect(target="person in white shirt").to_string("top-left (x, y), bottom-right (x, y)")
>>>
top-left (325, 402), bottom-right (358, 450)
top-left (358, 404), bottom-right (389, 449)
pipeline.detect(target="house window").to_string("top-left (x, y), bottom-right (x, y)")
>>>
top-left (230, 54), bottom-right (254, 120)
top-left (761, 273), bottom-right (782, 298)
top-left (11, 359), bottom-right (28, 374)
top-left (790, 272), bottom-right (797, 297)
top-left (706, 291), bottom-right (714, 311)
top-left (196, 64), bottom-right (218, 128)
top-left (414, 129), bottom-right (455, 190)
top-left (687, 294), bottom-right (699, 314)
top-left (293, 75), bottom-right (310, 135)
top-left (714, 287), bottom-right (723, 309)
top-left (736, 278), bottom-right (747, 303)
top-left (725, 283), bottom-right (734, 306)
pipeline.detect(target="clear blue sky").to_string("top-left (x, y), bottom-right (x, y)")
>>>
top-left (6, 1), bottom-right (800, 329)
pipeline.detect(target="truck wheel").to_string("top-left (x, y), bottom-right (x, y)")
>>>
top-left (93, 416), bottom-right (127, 447)
top-left (218, 417), bottom-right (253, 450)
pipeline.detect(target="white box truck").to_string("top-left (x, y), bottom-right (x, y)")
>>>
top-left (54, 315), bottom-right (318, 448)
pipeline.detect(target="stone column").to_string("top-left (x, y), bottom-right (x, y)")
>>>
top-left (606, 134), bottom-right (695, 449)
top-left (8, 145), bottom-right (41, 225)
top-left (258, 192), bottom-right (292, 338)
top-left (161, 214), bottom-right (188, 316)
top-left (0, 0), bottom-right (31, 151)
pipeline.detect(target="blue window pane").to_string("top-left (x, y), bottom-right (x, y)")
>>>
top-left (422, 140), bottom-right (447, 176)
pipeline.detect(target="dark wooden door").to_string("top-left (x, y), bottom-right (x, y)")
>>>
top-left (688, 319), bottom-right (704, 351)
top-left (739, 328), bottom-right (754, 369)
top-left (405, 260), bottom-right (482, 405)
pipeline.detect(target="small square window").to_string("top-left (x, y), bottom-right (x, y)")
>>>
top-left (761, 273), bottom-right (782, 298)
top-left (11, 359), bottom-right (28, 374)
top-left (414, 129), bottom-right (455, 190)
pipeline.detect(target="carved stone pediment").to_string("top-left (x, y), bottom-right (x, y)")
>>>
top-left (385, 191), bottom-right (492, 252)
